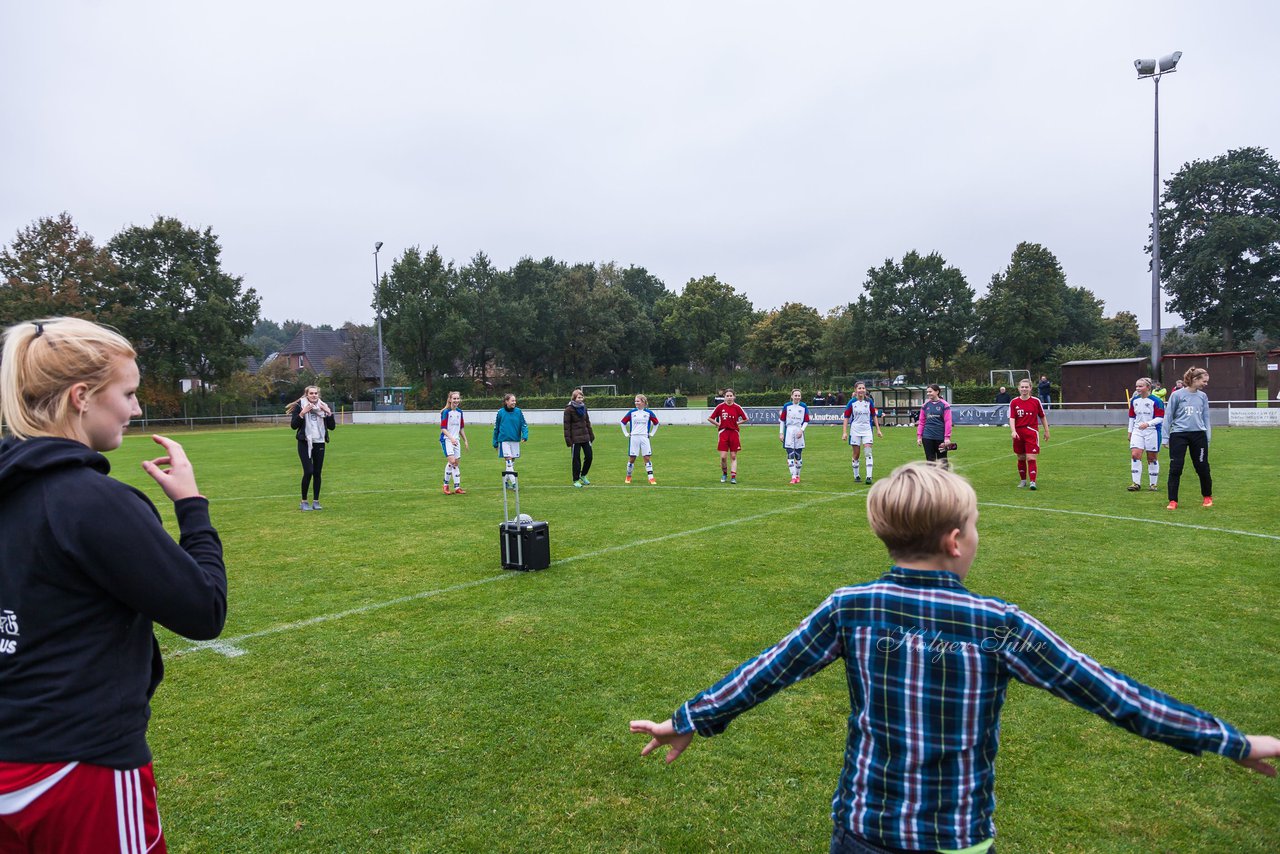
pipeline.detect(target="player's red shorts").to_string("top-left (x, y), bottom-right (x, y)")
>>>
top-left (717, 430), bottom-right (741, 452)
top-left (1012, 428), bottom-right (1040, 456)
top-left (0, 760), bottom-right (166, 853)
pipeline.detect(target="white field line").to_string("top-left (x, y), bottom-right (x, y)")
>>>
top-left (977, 502), bottom-right (1280, 542)
top-left (173, 491), bottom-right (852, 658)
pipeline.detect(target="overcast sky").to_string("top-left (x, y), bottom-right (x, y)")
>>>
top-left (3, 1), bottom-right (1277, 332)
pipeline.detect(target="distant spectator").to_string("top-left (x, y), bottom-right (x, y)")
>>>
top-left (1037, 375), bottom-right (1052, 409)
top-left (814, 391), bottom-right (827, 406)
top-left (713, 389), bottom-right (726, 406)
top-left (664, 395), bottom-right (676, 408)
top-left (994, 386), bottom-right (1012, 404)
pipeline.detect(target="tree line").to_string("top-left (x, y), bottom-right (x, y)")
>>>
top-left (2, 146), bottom-right (1276, 412)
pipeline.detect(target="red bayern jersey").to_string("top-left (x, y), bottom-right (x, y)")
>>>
top-left (1009, 395), bottom-right (1044, 430)
top-left (710, 403), bottom-right (749, 432)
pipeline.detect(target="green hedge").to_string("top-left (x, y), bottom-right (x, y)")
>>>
top-left (703, 390), bottom-right (812, 407)
top-left (440, 394), bottom-right (688, 411)
top-left (949, 384), bottom-right (1003, 404)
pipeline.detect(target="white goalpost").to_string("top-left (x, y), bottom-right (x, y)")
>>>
top-left (990, 369), bottom-right (1031, 386)
top-left (580, 384), bottom-right (618, 397)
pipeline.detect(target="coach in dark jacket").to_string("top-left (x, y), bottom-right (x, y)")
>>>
top-left (564, 388), bottom-right (596, 487)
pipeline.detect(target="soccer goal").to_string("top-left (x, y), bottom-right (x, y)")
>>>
top-left (580, 384), bottom-right (617, 397)
top-left (990, 369), bottom-right (1031, 387)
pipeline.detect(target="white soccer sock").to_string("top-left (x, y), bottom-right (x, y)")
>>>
top-left (444, 462), bottom-right (453, 484)
top-left (645, 461), bottom-right (654, 476)
top-left (865, 451), bottom-right (873, 478)
top-left (852, 459), bottom-right (860, 478)
top-left (1131, 460), bottom-right (1141, 485)
top-left (627, 461), bottom-right (635, 476)
top-left (1148, 461), bottom-right (1159, 486)
top-left (453, 465), bottom-right (461, 487)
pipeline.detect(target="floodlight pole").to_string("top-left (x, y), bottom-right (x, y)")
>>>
top-left (1136, 52), bottom-right (1180, 380)
top-left (1150, 73), bottom-right (1163, 378)
top-left (374, 241), bottom-right (385, 391)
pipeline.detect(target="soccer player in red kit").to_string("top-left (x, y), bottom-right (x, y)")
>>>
top-left (708, 389), bottom-right (749, 483)
top-left (1009, 378), bottom-right (1050, 489)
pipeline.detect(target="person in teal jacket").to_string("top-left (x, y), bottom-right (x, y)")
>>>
top-left (493, 393), bottom-right (529, 489)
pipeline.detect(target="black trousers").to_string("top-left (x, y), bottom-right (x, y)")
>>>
top-left (298, 440), bottom-right (326, 500)
top-left (1167, 431), bottom-right (1211, 501)
top-left (571, 442), bottom-right (593, 481)
top-left (921, 438), bottom-right (949, 467)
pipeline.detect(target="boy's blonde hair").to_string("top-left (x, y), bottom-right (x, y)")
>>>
top-left (1, 317), bottom-right (136, 440)
top-left (866, 462), bottom-right (977, 561)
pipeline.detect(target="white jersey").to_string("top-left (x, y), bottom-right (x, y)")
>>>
top-left (1127, 395), bottom-right (1164, 438)
top-left (621, 408), bottom-right (659, 437)
top-left (441, 408), bottom-right (464, 439)
top-left (844, 398), bottom-right (878, 436)
top-left (779, 401), bottom-right (809, 449)
top-left (1128, 394), bottom-right (1164, 451)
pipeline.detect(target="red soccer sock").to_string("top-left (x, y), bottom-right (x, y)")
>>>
top-left (1017, 460), bottom-right (1027, 480)
top-left (1027, 460), bottom-right (1038, 482)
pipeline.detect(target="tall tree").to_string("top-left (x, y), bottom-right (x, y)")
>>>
top-left (661, 275), bottom-right (754, 372)
top-left (376, 246), bottom-right (463, 397)
top-left (746, 302), bottom-right (823, 375)
top-left (975, 242), bottom-right (1068, 370)
top-left (495, 256), bottom-right (570, 380)
top-left (0, 213), bottom-right (126, 328)
top-left (1157, 146), bottom-right (1280, 347)
top-left (1059, 286), bottom-right (1107, 351)
top-left (108, 216), bottom-right (259, 388)
top-left (1101, 310), bottom-right (1142, 355)
top-left (455, 251), bottom-right (511, 385)
top-left (860, 251), bottom-right (975, 377)
top-left (817, 303), bottom-right (871, 376)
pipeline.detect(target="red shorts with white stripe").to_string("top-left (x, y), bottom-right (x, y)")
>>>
top-left (0, 761), bottom-right (165, 853)
top-left (1012, 428), bottom-right (1040, 456)
top-left (716, 430), bottom-right (741, 452)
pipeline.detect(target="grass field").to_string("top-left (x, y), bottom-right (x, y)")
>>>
top-left (106, 421), bottom-right (1280, 853)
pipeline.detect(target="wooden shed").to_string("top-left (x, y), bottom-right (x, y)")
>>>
top-left (1060, 358), bottom-right (1147, 404)
top-left (1161, 351), bottom-right (1256, 407)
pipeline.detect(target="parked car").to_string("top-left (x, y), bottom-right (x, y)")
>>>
top-left (890, 374), bottom-right (907, 387)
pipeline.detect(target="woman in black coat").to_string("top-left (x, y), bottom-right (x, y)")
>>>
top-left (289, 385), bottom-right (336, 510)
top-left (563, 388), bottom-right (595, 488)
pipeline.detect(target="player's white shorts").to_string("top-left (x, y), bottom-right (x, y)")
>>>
top-left (848, 429), bottom-right (874, 447)
top-left (500, 441), bottom-right (522, 459)
top-left (1129, 430), bottom-right (1159, 452)
top-left (782, 428), bottom-right (806, 450)
top-left (441, 434), bottom-right (463, 458)
top-left (628, 435), bottom-right (653, 457)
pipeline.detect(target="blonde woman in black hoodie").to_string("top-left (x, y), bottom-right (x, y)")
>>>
top-left (0, 317), bottom-right (226, 852)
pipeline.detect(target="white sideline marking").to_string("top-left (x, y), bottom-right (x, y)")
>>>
top-left (978, 502), bottom-right (1280, 542)
top-left (173, 575), bottom-right (516, 658)
top-left (172, 491), bottom-right (852, 658)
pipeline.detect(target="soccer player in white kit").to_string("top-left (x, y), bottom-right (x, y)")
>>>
top-left (621, 394), bottom-right (660, 484)
top-left (841, 382), bottom-right (884, 484)
top-left (439, 391), bottom-right (469, 495)
top-left (1127, 377), bottom-right (1164, 492)
top-left (779, 388), bottom-right (809, 484)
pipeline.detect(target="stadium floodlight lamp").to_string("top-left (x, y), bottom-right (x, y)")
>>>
top-left (1133, 50), bottom-right (1182, 377)
top-left (374, 241), bottom-right (385, 391)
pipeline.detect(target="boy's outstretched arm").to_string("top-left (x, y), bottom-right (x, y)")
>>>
top-left (1237, 735), bottom-right (1280, 777)
top-left (630, 719), bottom-right (694, 764)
